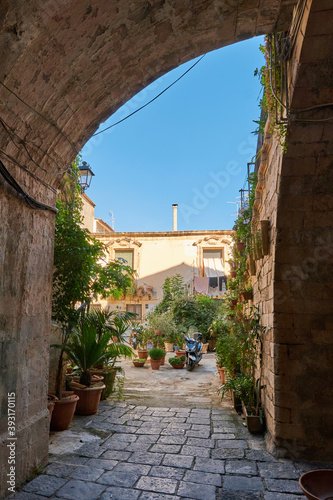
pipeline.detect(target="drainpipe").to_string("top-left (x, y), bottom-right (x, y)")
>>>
top-left (172, 204), bottom-right (178, 231)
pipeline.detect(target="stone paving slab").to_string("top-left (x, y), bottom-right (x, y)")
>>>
top-left (10, 401), bottom-right (333, 499)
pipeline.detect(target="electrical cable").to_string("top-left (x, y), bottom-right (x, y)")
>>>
top-left (92, 54), bottom-right (206, 137)
top-left (0, 159), bottom-right (58, 214)
top-left (0, 81), bottom-right (79, 155)
top-left (0, 115), bottom-right (65, 174)
top-left (0, 149), bottom-right (57, 193)
top-left (0, 117), bottom-right (47, 173)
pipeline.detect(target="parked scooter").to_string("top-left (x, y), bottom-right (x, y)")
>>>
top-left (184, 332), bottom-right (203, 371)
top-left (131, 325), bottom-right (144, 350)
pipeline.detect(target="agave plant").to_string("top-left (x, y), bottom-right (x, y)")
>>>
top-left (63, 316), bottom-right (134, 386)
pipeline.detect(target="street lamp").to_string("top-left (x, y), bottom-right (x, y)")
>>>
top-left (78, 161), bottom-right (94, 193)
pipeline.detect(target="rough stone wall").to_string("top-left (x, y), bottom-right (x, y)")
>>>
top-left (253, 0), bottom-right (333, 459)
top-left (0, 0), bottom-right (327, 496)
top-left (0, 0), bottom-right (296, 187)
top-left (0, 166), bottom-right (56, 496)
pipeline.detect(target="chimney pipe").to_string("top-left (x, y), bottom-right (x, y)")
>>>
top-left (172, 204), bottom-right (178, 231)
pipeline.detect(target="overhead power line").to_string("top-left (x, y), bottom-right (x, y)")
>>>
top-left (92, 54), bottom-right (206, 137)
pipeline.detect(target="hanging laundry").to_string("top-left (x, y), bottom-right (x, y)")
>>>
top-left (194, 276), bottom-right (209, 294)
top-left (209, 277), bottom-right (218, 288)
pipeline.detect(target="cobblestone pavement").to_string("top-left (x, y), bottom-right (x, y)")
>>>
top-left (11, 401), bottom-right (333, 500)
top-left (10, 355), bottom-right (333, 499)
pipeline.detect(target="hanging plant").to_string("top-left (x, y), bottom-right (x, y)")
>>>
top-left (254, 34), bottom-right (287, 151)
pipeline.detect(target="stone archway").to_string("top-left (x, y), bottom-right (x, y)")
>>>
top-left (2, 0), bottom-right (333, 495)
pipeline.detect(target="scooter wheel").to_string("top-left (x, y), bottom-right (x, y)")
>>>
top-left (186, 359), bottom-right (195, 371)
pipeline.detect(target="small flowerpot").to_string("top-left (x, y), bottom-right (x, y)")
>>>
top-left (217, 366), bottom-right (226, 383)
top-left (137, 350), bottom-right (148, 359)
top-left (133, 360), bottom-right (146, 367)
top-left (50, 395), bottom-right (79, 431)
top-left (150, 359), bottom-right (161, 370)
top-left (236, 241), bottom-right (246, 252)
top-left (244, 406), bottom-right (265, 434)
top-left (240, 291), bottom-right (253, 302)
top-left (175, 351), bottom-right (186, 358)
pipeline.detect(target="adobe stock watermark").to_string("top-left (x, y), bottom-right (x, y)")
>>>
top-left (7, 392), bottom-right (16, 494)
top-left (179, 160), bottom-right (242, 224)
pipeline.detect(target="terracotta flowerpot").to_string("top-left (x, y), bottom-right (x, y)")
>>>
top-left (175, 351), bottom-right (186, 358)
top-left (171, 363), bottom-right (184, 369)
top-left (133, 360), bottom-right (146, 367)
top-left (160, 355), bottom-right (166, 366)
top-left (150, 359), bottom-right (161, 370)
top-left (137, 350), bottom-right (148, 359)
top-left (50, 395), bottom-right (79, 431)
top-left (299, 470), bottom-right (333, 500)
top-left (236, 241), bottom-right (246, 252)
top-left (72, 385), bottom-right (105, 416)
top-left (240, 291), bottom-right (253, 302)
top-left (202, 343), bottom-right (208, 354)
top-left (217, 366), bottom-right (226, 383)
top-left (90, 368), bottom-right (117, 400)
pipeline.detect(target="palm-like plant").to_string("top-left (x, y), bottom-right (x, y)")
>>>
top-left (63, 317), bottom-right (134, 386)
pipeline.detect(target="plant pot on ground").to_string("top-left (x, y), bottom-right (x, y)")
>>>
top-left (57, 312), bottom-right (133, 413)
top-left (169, 355), bottom-right (185, 369)
top-left (50, 394), bottom-right (79, 431)
top-left (217, 366), bottom-right (226, 383)
top-left (137, 349), bottom-right (148, 359)
top-left (244, 405), bottom-right (266, 434)
top-left (132, 358), bottom-right (147, 367)
top-left (70, 382), bottom-right (106, 416)
top-left (89, 367), bottom-right (118, 400)
top-left (149, 347), bottom-right (165, 370)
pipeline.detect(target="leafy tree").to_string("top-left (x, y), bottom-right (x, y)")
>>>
top-left (52, 159), bottom-right (134, 396)
top-left (154, 274), bottom-right (187, 313)
top-left (172, 294), bottom-right (218, 343)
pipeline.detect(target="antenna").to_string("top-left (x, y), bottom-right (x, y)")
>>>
top-left (227, 197), bottom-right (241, 218)
top-left (106, 210), bottom-right (115, 230)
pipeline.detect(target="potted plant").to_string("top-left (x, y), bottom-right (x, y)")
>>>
top-left (148, 347), bottom-right (165, 370)
top-left (85, 309), bottom-right (135, 400)
top-left (61, 317), bottom-right (133, 415)
top-left (132, 358), bottom-right (147, 367)
top-left (169, 355), bottom-right (185, 369)
top-left (240, 284), bottom-right (253, 302)
top-left (174, 333), bottom-right (186, 357)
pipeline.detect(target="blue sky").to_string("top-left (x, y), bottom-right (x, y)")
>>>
top-left (81, 36), bottom-right (264, 232)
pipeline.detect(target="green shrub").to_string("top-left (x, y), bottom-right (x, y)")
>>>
top-left (148, 347), bottom-right (165, 360)
top-left (169, 355), bottom-right (185, 366)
